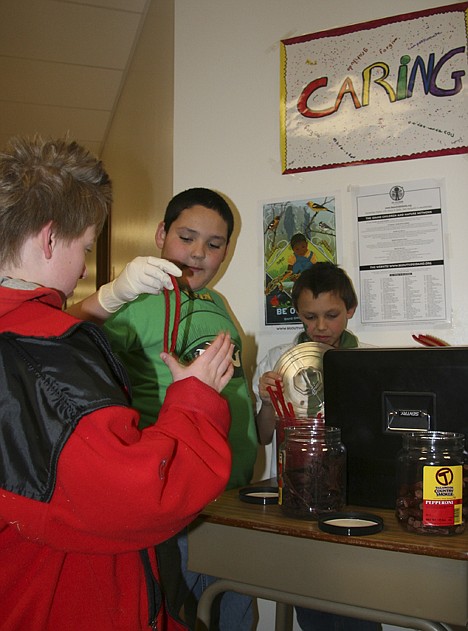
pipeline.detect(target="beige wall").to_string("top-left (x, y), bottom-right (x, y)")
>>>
top-left (70, 0), bottom-right (174, 306)
top-left (101, 0), bottom-right (175, 279)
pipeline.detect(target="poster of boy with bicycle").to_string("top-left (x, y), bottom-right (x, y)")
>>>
top-left (263, 195), bottom-right (337, 326)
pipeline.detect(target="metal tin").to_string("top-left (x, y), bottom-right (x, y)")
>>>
top-left (273, 342), bottom-right (333, 417)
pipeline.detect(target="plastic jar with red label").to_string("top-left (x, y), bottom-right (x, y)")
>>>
top-left (278, 420), bottom-right (346, 519)
top-left (396, 431), bottom-right (466, 535)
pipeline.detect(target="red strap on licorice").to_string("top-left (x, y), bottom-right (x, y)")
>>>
top-left (163, 275), bottom-right (181, 354)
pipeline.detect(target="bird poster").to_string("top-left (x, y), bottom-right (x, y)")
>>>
top-left (262, 195), bottom-right (337, 327)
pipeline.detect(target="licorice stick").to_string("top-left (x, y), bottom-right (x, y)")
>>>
top-left (412, 333), bottom-right (449, 347)
top-left (163, 275), bottom-right (181, 354)
top-left (266, 385), bottom-right (283, 418)
top-left (274, 379), bottom-right (290, 417)
top-left (275, 379), bottom-right (295, 418)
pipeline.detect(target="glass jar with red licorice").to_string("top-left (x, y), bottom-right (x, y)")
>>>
top-left (278, 419), bottom-right (346, 520)
top-left (275, 416), bottom-right (312, 482)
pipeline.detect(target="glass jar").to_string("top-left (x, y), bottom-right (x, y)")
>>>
top-left (278, 421), bottom-right (346, 519)
top-left (396, 431), bottom-right (465, 535)
top-left (275, 416), bottom-right (314, 482)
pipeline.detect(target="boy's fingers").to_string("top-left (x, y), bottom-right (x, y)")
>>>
top-left (202, 332), bottom-right (231, 367)
top-left (218, 342), bottom-right (235, 375)
top-left (160, 352), bottom-right (181, 378)
top-left (218, 362), bottom-right (234, 391)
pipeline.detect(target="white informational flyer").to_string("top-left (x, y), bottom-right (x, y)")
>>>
top-left (354, 179), bottom-right (450, 325)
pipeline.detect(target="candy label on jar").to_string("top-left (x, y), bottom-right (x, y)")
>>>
top-left (422, 465), bottom-right (463, 526)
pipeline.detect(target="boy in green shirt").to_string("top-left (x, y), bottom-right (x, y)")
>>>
top-left (103, 188), bottom-right (257, 630)
top-left (103, 188), bottom-right (257, 487)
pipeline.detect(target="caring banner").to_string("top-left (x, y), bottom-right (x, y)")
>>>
top-left (280, 3), bottom-right (468, 173)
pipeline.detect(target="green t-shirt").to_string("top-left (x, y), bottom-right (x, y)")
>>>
top-left (103, 287), bottom-right (257, 489)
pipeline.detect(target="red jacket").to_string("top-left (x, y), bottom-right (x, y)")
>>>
top-left (0, 285), bottom-right (232, 630)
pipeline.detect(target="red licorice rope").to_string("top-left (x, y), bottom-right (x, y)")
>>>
top-left (267, 379), bottom-right (295, 419)
top-left (412, 333), bottom-right (449, 347)
top-left (163, 275), bottom-right (181, 354)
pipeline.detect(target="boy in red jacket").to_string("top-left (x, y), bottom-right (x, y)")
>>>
top-left (0, 136), bottom-right (234, 631)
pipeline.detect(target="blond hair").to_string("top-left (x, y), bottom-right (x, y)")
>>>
top-left (0, 136), bottom-right (112, 267)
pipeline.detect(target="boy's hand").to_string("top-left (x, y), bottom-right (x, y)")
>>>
top-left (161, 332), bottom-right (234, 393)
top-left (98, 256), bottom-right (182, 313)
top-left (259, 371), bottom-right (282, 403)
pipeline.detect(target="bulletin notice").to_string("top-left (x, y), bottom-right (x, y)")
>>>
top-left (354, 179), bottom-right (449, 325)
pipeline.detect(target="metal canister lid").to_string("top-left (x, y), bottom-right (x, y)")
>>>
top-left (273, 342), bottom-right (333, 417)
top-left (318, 512), bottom-right (384, 536)
top-left (239, 486), bottom-right (279, 505)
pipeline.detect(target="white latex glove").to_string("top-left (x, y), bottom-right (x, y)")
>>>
top-left (98, 256), bottom-right (182, 313)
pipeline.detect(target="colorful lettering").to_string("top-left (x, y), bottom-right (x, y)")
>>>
top-left (297, 46), bottom-right (466, 118)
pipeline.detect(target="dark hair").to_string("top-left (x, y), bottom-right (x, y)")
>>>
top-left (0, 135), bottom-right (111, 268)
top-left (290, 233), bottom-right (307, 248)
top-left (163, 187), bottom-right (234, 242)
top-left (292, 262), bottom-right (358, 311)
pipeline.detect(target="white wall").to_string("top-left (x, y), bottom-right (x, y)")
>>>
top-left (172, 1), bottom-right (467, 629)
top-left (173, 0), bottom-right (468, 367)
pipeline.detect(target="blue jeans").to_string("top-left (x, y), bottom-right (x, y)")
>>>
top-left (177, 529), bottom-right (253, 631)
top-left (295, 607), bottom-right (382, 631)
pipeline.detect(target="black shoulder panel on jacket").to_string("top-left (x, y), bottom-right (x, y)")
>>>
top-left (0, 321), bottom-right (132, 502)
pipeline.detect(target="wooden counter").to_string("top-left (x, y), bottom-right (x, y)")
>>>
top-left (188, 483), bottom-right (468, 630)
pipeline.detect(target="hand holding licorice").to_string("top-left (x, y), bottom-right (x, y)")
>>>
top-left (161, 332), bottom-right (234, 393)
top-left (259, 371), bottom-right (282, 404)
top-left (98, 256), bottom-right (182, 313)
top-left (266, 379), bottom-right (295, 419)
